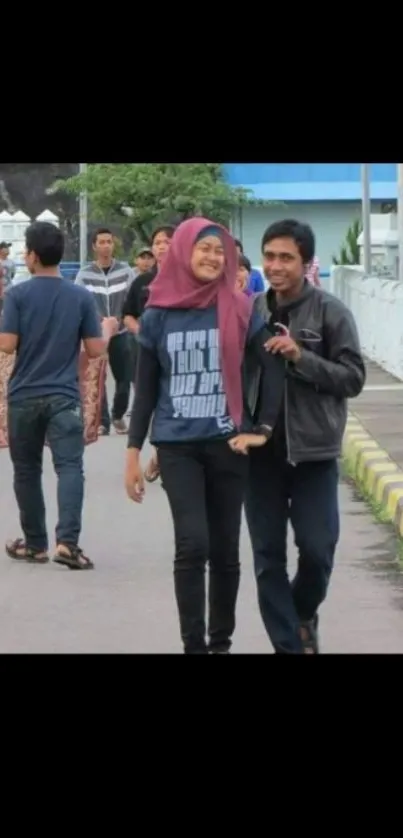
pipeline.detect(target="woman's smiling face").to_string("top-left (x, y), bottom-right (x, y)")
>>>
top-left (190, 234), bottom-right (225, 283)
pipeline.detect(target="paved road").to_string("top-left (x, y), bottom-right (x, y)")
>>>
top-left (0, 427), bottom-right (403, 653)
top-left (350, 360), bottom-right (403, 470)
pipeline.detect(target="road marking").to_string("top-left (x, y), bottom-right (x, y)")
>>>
top-left (363, 384), bottom-right (403, 391)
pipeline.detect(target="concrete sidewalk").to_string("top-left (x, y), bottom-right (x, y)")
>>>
top-left (0, 369), bottom-right (403, 653)
top-left (343, 360), bottom-right (403, 539)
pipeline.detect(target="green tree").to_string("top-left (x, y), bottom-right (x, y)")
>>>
top-left (52, 163), bottom-right (261, 247)
top-left (332, 218), bottom-right (362, 265)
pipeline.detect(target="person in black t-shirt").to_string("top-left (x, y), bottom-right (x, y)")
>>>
top-left (123, 225), bottom-right (175, 333)
top-left (123, 225), bottom-right (175, 481)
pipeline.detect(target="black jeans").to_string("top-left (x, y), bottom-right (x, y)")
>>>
top-left (101, 332), bottom-right (132, 428)
top-left (128, 334), bottom-right (138, 385)
top-left (158, 440), bottom-right (248, 654)
top-left (244, 447), bottom-right (339, 653)
top-left (8, 395), bottom-right (85, 552)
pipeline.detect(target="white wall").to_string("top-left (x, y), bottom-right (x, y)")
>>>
top-left (332, 266), bottom-right (403, 381)
top-left (232, 201), bottom-right (384, 271)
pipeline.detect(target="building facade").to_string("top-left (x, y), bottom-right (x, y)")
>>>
top-left (223, 164), bottom-right (397, 270)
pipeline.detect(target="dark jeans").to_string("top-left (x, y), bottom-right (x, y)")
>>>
top-left (8, 395), bottom-right (85, 552)
top-left (101, 332), bottom-right (132, 429)
top-left (244, 447), bottom-right (339, 653)
top-left (158, 440), bottom-right (248, 654)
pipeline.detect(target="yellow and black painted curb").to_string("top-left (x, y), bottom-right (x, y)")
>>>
top-left (342, 414), bottom-right (403, 538)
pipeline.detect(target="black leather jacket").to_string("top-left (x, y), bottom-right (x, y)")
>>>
top-left (245, 282), bottom-right (366, 464)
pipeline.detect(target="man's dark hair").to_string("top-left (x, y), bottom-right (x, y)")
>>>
top-left (261, 219), bottom-right (315, 264)
top-left (92, 227), bottom-right (113, 245)
top-left (238, 253), bottom-right (251, 272)
top-left (234, 238), bottom-right (244, 253)
top-left (25, 221), bottom-right (64, 267)
top-left (150, 225), bottom-right (176, 244)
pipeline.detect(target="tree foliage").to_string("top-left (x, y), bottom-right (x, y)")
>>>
top-left (52, 163), bottom-right (257, 245)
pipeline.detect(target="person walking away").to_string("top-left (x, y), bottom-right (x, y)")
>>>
top-left (244, 219), bottom-right (366, 653)
top-left (0, 221), bottom-right (117, 570)
top-left (75, 227), bottom-right (135, 435)
top-left (124, 218), bottom-right (286, 654)
top-left (122, 225), bottom-right (175, 480)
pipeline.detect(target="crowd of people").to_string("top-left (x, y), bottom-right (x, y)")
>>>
top-left (0, 214), bottom-right (365, 653)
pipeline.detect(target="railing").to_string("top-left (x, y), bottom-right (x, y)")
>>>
top-left (13, 261), bottom-right (81, 282)
top-left (331, 265), bottom-right (403, 381)
top-left (13, 263), bottom-right (332, 283)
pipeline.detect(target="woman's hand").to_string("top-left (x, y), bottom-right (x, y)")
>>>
top-left (228, 433), bottom-right (268, 455)
top-left (125, 449), bottom-right (145, 503)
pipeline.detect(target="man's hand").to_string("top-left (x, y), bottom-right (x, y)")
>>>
top-left (102, 317), bottom-right (120, 341)
top-left (123, 315), bottom-right (140, 335)
top-left (265, 335), bottom-right (301, 363)
top-left (125, 450), bottom-right (145, 503)
top-left (228, 433), bottom-right (268, 455)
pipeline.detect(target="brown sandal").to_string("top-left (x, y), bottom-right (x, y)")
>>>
top-left (5, 538), bottom-right (49, 564)
top-left (53, 545), bottom-right (94, 570)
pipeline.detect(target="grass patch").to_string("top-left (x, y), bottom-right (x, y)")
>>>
top-left (341, 456), bottom-right (403, 568)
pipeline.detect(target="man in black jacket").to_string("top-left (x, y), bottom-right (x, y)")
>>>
top-left (244, 219), bottom-right (366, 654)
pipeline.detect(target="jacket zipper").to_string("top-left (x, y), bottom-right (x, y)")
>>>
top-left (284, 367), bottom-right (295, 466)
top-left (97, 259), bottom-right (116, 318)
top-left (106, 271), bottom-right (110, 317)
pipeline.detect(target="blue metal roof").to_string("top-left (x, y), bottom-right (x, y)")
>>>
top-left (237, 181), bottom-right (397, 201)
top-left (222, 164), bottom-right (397, 201)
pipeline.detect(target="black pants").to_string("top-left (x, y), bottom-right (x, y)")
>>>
top-left (8, 395), bottom-right (85, 552)
top-left (129, 334), bottom-right (138, 385)
top-left (244, 447), bottom-right (339, 653)
top-left (101, 332), bottom-right (132, 428)
top-left (158, 440), bottom-right (248, 654)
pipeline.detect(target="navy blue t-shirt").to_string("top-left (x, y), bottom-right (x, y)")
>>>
top-left (0, 276), bottom-right (102, 403)
top-left (138, 304), bottom-right (265, 444)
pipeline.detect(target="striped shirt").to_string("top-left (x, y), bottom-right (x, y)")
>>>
top-left (75, 260), bottom-right (135, 322)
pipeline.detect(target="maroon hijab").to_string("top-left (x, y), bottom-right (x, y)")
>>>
top-left (146, 217), bottom-right (253, 428)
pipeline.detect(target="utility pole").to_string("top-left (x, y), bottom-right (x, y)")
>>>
top-left (79, 163), bottom-right (88, 266)
top-left (361, 164), bottom-right (371, 274)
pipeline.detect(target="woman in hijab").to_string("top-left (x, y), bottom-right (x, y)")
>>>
top-left (124, 218), bottom-right (285, 654)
